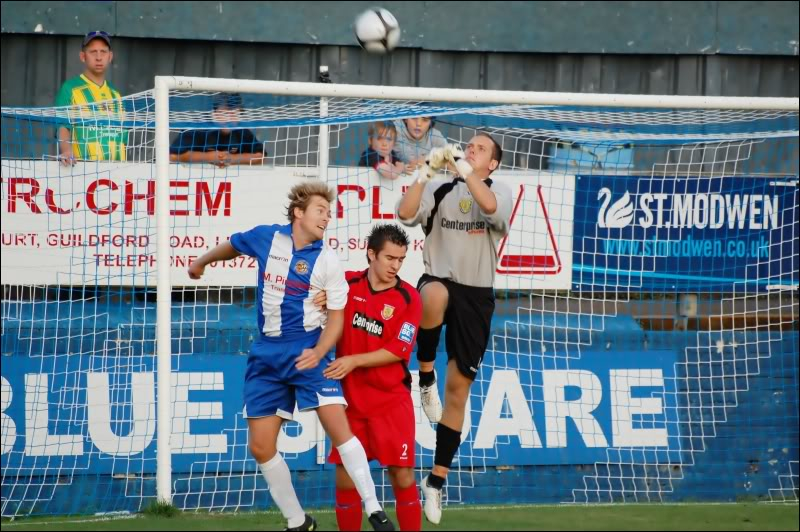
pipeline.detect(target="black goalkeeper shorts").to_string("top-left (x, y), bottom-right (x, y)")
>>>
top-left (417, 273), bottom-right (496, 381)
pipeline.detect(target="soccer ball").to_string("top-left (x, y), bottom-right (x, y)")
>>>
top-left (354, 8), bottom-right (400, 54)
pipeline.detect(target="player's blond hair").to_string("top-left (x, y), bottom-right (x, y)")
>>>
top-left (285, 181), bottom-right (336, 223)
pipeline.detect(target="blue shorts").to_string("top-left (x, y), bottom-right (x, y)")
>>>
top-left (243, 331), bottom-right (347, 420)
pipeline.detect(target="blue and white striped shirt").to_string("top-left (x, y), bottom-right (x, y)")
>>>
top-left (231, 224), bottom-right (348, 339)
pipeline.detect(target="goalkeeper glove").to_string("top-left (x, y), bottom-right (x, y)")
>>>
top-left (416, 147), bottom-right (447, 184)
top-left (444, 144), bottom-right (474, 178)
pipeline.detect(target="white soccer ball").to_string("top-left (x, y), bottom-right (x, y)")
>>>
top-left (354, 8), bottom-right (400, 54)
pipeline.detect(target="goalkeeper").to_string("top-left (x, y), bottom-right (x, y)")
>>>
top-left (395, 134), bottom-right (512, 525)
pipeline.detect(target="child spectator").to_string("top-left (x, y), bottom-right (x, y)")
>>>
top-left (359, 121), bottom-right (404, 180)
top-left (393, 116), bottom-right (447, 174)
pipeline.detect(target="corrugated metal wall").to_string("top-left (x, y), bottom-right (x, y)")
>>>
top-left (3, 1), bottom-right (798, 55)
top-left (1, 33), bottom-right (798, 108)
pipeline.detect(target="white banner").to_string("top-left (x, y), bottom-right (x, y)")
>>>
top-left (1, 161), bottom-right (574, 289)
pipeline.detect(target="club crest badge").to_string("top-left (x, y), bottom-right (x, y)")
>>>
top-left (294, 260), bottom-right (309, 274)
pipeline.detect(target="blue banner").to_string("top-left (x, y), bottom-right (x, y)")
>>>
top-left (1, 347), bottom-right (679, 473)
top-left (572, 175), bottom-right (798, 292)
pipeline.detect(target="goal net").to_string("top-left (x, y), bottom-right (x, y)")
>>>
top-left (1, 79), bottom-right (797, 516)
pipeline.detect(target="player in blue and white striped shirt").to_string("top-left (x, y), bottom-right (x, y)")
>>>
top-left (189, 182), bottom-right (395, 531)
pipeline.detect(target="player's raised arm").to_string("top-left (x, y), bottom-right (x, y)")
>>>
top-left (187, 241), bottom-right (240, 279)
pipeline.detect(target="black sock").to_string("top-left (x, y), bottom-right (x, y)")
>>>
top-left (418, 370), bottom-right (435, 388)
top-left (416, 325), bottom-right (443, 363)
top-left (427, 473), bottom-right (445, 490)
top-left (434, 423), bottom-right (462, 471)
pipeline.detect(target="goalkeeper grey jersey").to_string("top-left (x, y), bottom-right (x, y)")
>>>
top-left (396, 177), bottom-right (513, 288)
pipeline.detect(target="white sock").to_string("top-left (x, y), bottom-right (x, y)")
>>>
top-left (259, 454), bottom-right (306, 528)
top-left (337, 437), bottom-right (382, 515)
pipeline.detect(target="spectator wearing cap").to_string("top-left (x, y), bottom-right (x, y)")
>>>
top-left (169, 93), bottom-right (266, 167)
top-left (55, 30), bottom-right (127, 165)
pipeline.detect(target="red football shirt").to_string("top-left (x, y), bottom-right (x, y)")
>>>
top-left (336, 269), bottom-right (422, 416)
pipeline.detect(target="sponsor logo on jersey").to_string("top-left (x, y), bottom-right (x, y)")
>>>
top-left (399, 322), bottom-right (416, 344)
top-left (459, 197), bottom-right (473, 214)
top-left (352, 312), bottom-right (384, 337)
top-left (440, 218), bottom-right (487, 232)
top-left (381, 304), bottom-right (395, 320)
top-left (294, 260), bottom-right (309, 274)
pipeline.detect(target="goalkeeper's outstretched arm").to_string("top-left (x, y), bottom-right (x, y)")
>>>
top-left (397, 177), bottom-right (426, 221)
top-left (188, 241), bottom-right (241, 279)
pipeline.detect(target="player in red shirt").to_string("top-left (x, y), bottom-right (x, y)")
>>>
top-left (323, 224), bottom-right (423, 531)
